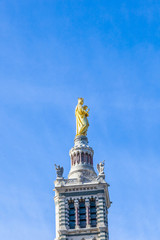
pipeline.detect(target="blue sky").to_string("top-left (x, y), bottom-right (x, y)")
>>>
top-left (0, 1), bottom-right (160, 239)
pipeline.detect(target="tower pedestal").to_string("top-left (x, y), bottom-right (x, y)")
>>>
top-left (68, 136), bottom-right (96, 181)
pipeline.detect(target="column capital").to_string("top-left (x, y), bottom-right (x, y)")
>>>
top-left (85, 198), bottom-right (90, 207)
top-left (74, 199), bottom-right (79, 208)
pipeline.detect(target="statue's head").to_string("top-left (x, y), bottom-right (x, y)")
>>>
top-left (78, 97), bottom-right (84, 105)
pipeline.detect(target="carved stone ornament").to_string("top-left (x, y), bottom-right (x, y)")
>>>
top-left (55, 164), bottom-right (64, 179)
top-left (97, 160), bottom-right (105, 175)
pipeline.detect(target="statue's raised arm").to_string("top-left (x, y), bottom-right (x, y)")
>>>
top-left (75, 98), bottom-right (89, 136)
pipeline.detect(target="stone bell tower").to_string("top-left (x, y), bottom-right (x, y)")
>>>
top-left (54, 98), bottom-right (111, 240)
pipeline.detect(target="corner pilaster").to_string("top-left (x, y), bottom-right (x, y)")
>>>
top-left (96, 194), bottom-right (106, 228)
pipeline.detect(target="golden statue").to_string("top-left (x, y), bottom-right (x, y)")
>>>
top-left (75, 98), bottom-right (89, 136)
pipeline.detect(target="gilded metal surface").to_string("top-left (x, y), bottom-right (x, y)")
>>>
top-left (75, 98), bottom-right (89, 136)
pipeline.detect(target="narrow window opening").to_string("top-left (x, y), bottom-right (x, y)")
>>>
top-left (77, 152), bottom-right (80, 164)
top-left (69, 201), bottom-right (75, 229)
top-left (90, 199), bottom-right (97, 227)
top-left (86, 153), bottom-right (88, 164)
top-left (79, 200), bottom-right (86, 228)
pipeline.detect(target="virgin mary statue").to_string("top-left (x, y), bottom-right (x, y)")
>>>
top-left (75, 98), bottom-right (89, 136)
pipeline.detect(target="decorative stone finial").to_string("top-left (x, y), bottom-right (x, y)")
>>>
top-left (75, 98), bottom-right (89, 136)
top-left (55, 164), bottom-right (64, 179)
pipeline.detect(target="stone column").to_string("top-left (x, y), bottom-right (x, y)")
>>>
top-left (65, 201), bottom-right (69, 230)
top-left (71, 155), bottom-right (73, 166)
top-left (74, 199), bottom-right (80, 229)
top-left (85, 198), bottom-right (90, 228)
top-left (96, 194), bottom-right (105, 228)
top-left (96, 194), bottom-right (108, 240)
top-left (54, 196), bottom-right (60, 240)
top-left (59, 196), bottom-right (67, 240)
top-left (59, 196), bottom-right (67, 230)
top-left (106, 208), bottom-right (109, 240)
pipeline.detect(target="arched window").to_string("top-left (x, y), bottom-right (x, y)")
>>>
top-left (69, 201), bottom-right (75, 229)
top-left (81, 152), bottom-right (84, 164)
top-left (77, 152), bottom-right (80, 164)
top-left (73, 153), bottom-right (76, 165)
top-left (90, 199), bottom-right (97, 227)
top-left (86, 153), bottom-right (89, 164)
top-left (79, 199), bottom-right (86, 228)
top-left (90, 155), bottom-right (93, 165)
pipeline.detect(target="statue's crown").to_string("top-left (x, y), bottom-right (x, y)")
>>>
top-left (78, 97), bottom-right (84, 101)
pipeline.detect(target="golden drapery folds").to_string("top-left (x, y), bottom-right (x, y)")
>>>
top-left (75, 98), bottom-right (89, 136)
